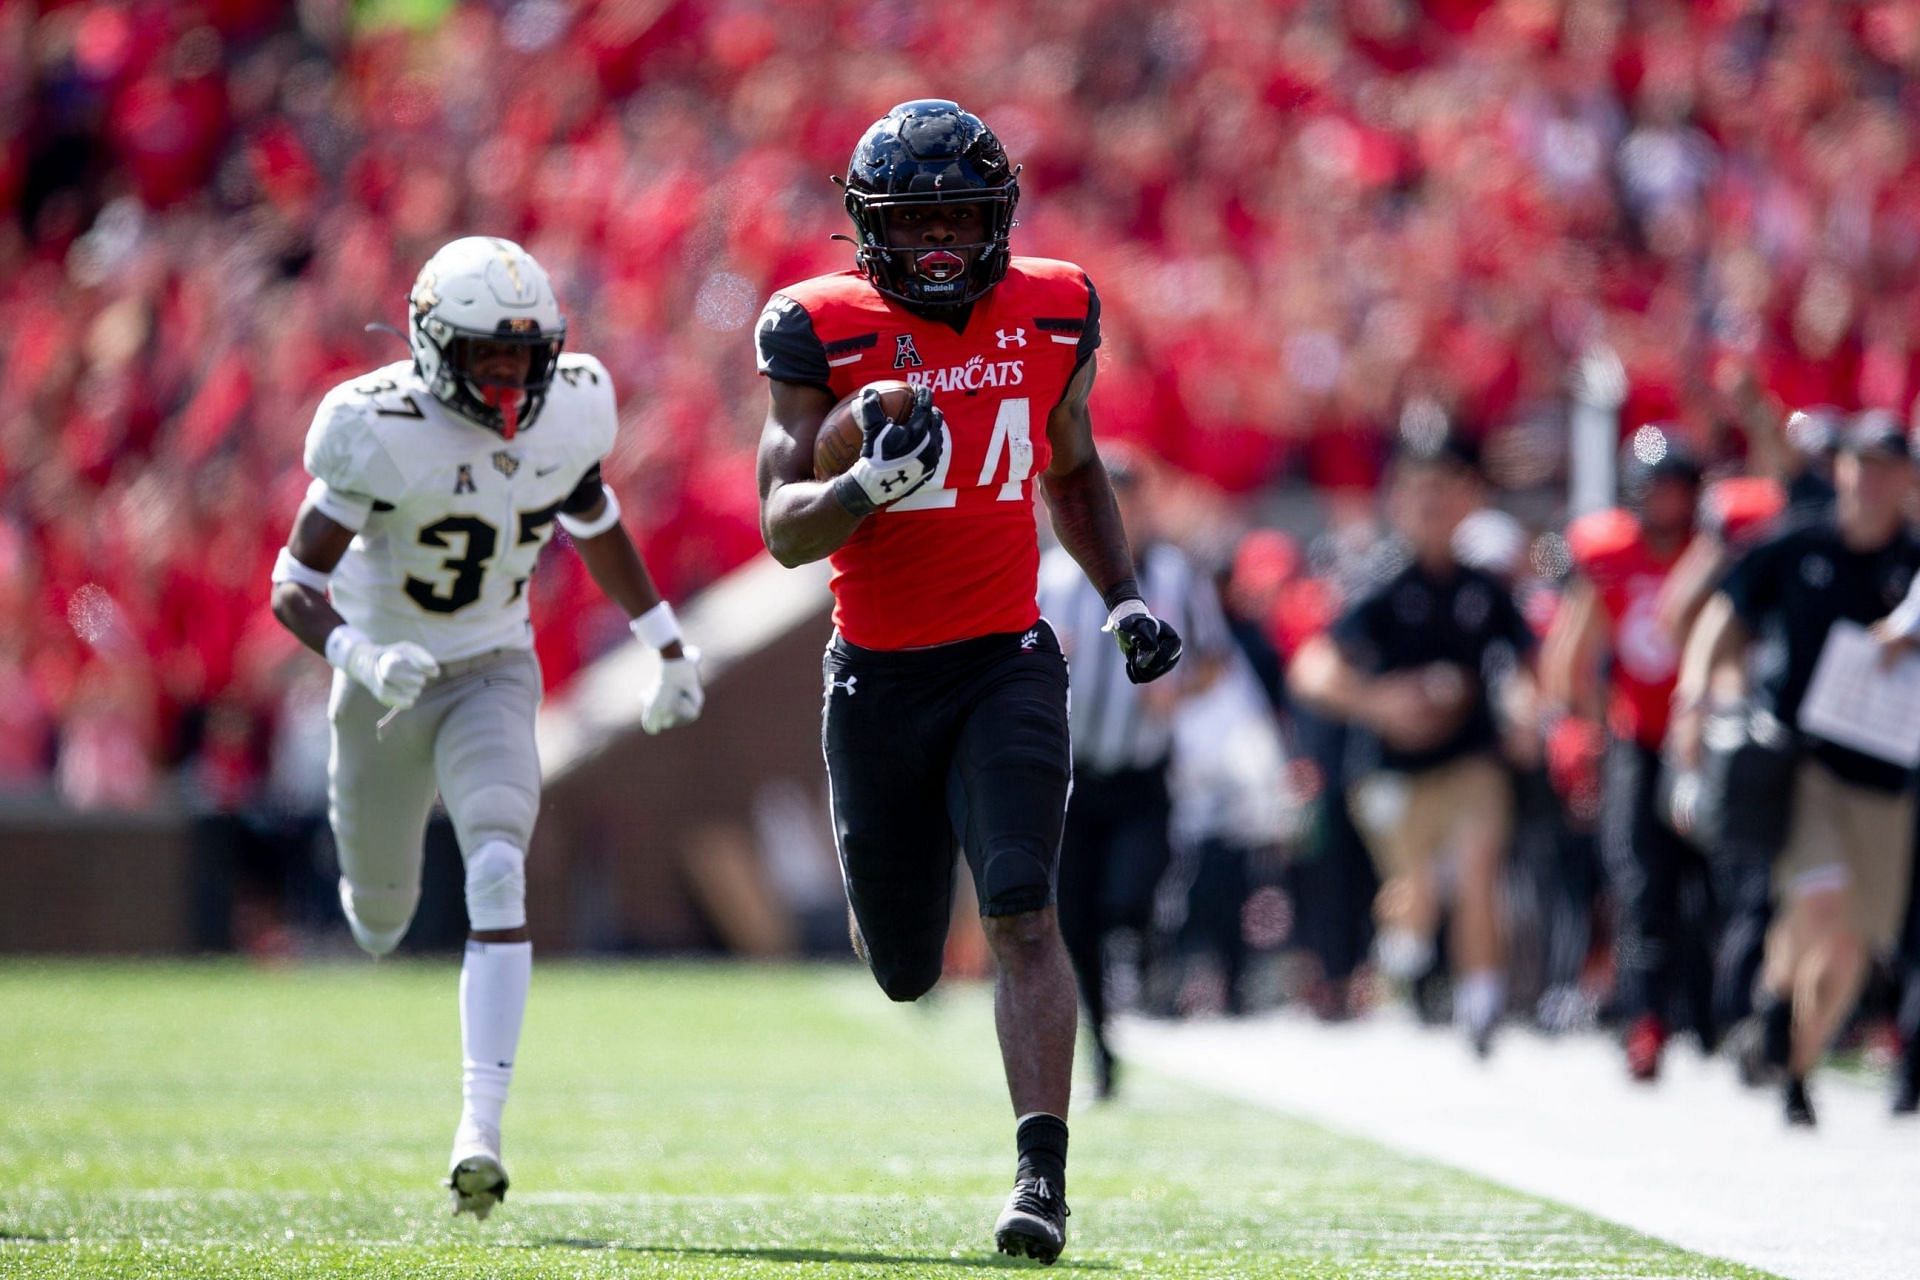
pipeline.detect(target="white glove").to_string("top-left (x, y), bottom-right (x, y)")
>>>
top-left (326, 626), bottom-right (440, 711)
top-left (833, 384), bottom-right (946, 515)
top-left (642, 645), bottom-right (704, 734)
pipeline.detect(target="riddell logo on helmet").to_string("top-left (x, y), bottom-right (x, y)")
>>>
top-left (905, 355), bottom-right (1025, 394)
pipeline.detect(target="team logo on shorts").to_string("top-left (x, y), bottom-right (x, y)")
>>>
top-left (454, 464), bottom-right (476, 495)
top-left (893, 334), bottom-right (925, 369)
top-left (491, 450), bottom-right (521, 479)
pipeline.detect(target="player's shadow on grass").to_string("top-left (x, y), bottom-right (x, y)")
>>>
top-left (528, 1236), bottom-right (1116, 1270)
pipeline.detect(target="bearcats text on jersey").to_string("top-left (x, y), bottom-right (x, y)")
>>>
top-left (757, 258), bottom-right (1101, 650)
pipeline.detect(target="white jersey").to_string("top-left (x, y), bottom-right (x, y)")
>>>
top-left (302, 354), bottom-right (618, 663)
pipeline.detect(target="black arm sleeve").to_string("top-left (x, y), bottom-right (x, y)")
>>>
top-left (560, 462), bottom-right (604, 516)
top-left (754, 294), bottom-right (832, 392)
top-left (1077, 274), bottom-right (1102, 370)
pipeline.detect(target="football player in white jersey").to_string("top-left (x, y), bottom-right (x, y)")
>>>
top-left (269, 236), bottom-right (703, 1219)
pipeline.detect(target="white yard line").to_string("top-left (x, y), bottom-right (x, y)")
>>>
top-left (0, 1188), bottom-right (900, 1205)
top-left (1120, 1010), bottom-right (1920, 1280)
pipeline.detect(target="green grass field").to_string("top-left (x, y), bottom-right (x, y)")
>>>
top-left (0, 961), bottom-right (1776, 1278)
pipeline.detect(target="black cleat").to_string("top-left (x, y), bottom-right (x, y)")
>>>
top-left (994, 1176), bottom-right (1069, 1264)
top-left (1894, 1048), bottom-right (1920, 1116)
top-left (1093, 1042), bottom-right (1119, 1101)
top-left (1784, 1076), bottom-right (1817, 1128)
top-left (1726, 1016), bottom-right (1780, 1089)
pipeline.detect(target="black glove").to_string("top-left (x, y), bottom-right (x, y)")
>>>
top-left (834, 383), bottom-right (946, 515)
top-left (1108, 603), bottom-right (1183, 684)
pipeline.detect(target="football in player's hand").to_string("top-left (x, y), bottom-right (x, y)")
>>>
top-left (814, 380), bottom-right (916, 480)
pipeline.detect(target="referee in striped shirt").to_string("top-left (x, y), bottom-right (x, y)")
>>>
top-left (1038, 452), bottom-right (1232, 1098)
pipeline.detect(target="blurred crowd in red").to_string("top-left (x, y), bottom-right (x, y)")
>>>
top-left (5, 0), bottom-right (1920, 810)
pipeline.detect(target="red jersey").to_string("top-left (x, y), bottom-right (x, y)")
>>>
top-left (1567, 508), bottom-right (1688, 749)
top-left (757, 258), bottom-right (1099, 649)
top-left (1701, 475), bottom-right (1786, 548)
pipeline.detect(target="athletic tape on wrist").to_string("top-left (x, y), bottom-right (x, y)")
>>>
top-left (324, 624), bottom-right (370, 671)
top-left (271, 547), bottom-right (332, 592)
top-left (629, 601), bottom-right (682, 650)
top-left (557, 486), bottom-right (623, 539)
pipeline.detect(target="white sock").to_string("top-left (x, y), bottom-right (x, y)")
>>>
top-left (1455, 969), bottom-right (1505, 1033)
top-left (460, 940), bottom-right (531, 1133)
top-left (1374, 928), bottom-right (1435, 982)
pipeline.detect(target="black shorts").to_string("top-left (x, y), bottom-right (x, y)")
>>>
top-left (823, 621), bottom-right (1072, 999)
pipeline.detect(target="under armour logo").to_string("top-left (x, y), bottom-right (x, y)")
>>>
top-left (1020, 628), bottom-right (1039, 650)
top-left (879, 472), bottom-right (909, 494)
top-left (454, 464), bottom-right (476, 495)
top-left (893, 334), bottom-right (925, 369)
top-left (996, 328), bottom-right (1027, 349)
top-left (831, 675), bottom-right (858, 696)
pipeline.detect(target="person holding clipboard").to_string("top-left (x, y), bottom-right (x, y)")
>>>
top-left (1671, 410), bottom-right (1920, 1126)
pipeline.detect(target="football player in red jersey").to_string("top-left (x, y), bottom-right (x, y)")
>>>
top-left (1651, 405), bottom-right (1833, 649)
top-left (753, 101), bottom-right (1183, 1264)
top-left (1543, 427), bottom-right (1705, 1081)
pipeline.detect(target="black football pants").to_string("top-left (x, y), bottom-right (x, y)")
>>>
top-left (822, 623), bottom-right (1071, 1003)
top-left (1603, 740), bottom-right (1718, 1042)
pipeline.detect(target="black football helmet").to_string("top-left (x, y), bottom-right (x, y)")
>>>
top-left (840, 100), bottom-right (1020, 308)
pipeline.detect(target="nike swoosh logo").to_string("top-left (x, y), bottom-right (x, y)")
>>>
top-left (535, 465), bottom-right (561, 477)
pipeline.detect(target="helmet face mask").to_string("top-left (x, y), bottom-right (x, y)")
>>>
top-left (842, 101), bottom-right (1020, 309)
top-left (434, 324), bottom-right (564, 437)
top-left (408, 238), bottom-right (566, 439)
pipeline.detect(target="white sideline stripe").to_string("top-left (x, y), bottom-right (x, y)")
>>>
top-left (1120, 1010), bottom-right (1920, 1280)
top-left (0, 1189), bottom-right (893, 1205)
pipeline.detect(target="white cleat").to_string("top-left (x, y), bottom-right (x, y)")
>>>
top-left (447, 1119), bottom-right (509, 1221)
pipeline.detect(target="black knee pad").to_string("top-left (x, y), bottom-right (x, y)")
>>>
top-left (870, 950), bottom-right (943, 1003)
top-left (972, 839), bottom-right (1056, 918)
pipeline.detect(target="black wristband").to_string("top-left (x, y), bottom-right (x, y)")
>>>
top-left (832, 470), bottom-right (877, 518)
top-left (1101, 578), bottom-right (1142, 613)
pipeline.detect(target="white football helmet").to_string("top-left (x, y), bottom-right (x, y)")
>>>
top-left (407, 236), bottom-right (566, 439)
